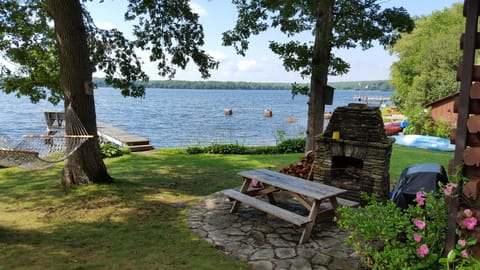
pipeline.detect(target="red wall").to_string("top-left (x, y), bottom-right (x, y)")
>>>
top-left (430, 99), bottom-right (457, 126)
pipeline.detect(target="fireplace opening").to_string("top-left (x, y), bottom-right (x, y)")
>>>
top-left (330, 156), bottom-right (364, 190)
top-left (332, 156), bottom-right (364, 171)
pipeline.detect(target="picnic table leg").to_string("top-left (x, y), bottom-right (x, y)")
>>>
top-left (230, 177), bottom-right (252, 213)
top-left (298, 199), bottom-right (321, 244)
top-left (262, 183), bottom-right (276, 204)
top-left (329, 197), bottom-right (342, 220)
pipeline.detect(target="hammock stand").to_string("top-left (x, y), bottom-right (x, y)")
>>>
top-left (0, 106), bottom-right (93, 170)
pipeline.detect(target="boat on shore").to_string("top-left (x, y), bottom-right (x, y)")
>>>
top-left (391, 134), bottom-right (455, 151)
top-left (385, 122), bottom-right (403, 135)
top-left (384, 121), bottom-right (408, 135)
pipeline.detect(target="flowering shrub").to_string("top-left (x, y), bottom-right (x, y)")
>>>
top-left (439, 207), bottom-right (480, 269)
top-left (336, 175), bottom-right (480, 269)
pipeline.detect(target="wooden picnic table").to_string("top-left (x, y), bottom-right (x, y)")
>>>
top-left (222, 169), bottom-right (358, 244)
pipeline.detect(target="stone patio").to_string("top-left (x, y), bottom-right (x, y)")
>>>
top-left (186, 191), bottom-right (360, 270)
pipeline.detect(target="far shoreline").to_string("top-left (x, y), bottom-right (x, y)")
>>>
top-left (92, 78), bottom-right (396, 92)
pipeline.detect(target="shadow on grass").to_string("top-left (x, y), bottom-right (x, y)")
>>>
top-left (0, 199), bottom-right (244, 269)
top-left (0, 150), bottom-right (301, 269)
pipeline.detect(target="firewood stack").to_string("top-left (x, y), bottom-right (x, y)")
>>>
top-left (279, 151), bottom-right (315, 180)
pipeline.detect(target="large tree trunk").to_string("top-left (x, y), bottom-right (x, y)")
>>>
top-left (305, 1), bottom-right (335, 152)
top-left (47, 0), bottom-right (113, 186)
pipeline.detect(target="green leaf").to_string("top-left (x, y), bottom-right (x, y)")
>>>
top-left (467, 237), bottom-right (478, 246)
top-left (447, 249), bottom-right (459, 262)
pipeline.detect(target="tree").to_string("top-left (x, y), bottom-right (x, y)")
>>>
top-left (390, 3), bottom-right (465, 113)
top-left (0, 0), bottom-right (218, 186)
top-left (223, 0), bottom-right (413, 151)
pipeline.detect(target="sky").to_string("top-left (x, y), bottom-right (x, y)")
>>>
top-left (85, 0), bottom-right (463, 83)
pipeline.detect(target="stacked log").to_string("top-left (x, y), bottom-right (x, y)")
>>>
top-left (279, 151), bottom-right (315, 180)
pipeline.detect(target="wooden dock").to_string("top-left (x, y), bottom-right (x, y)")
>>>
top-left (44, 112), bottom-right (153, 152)
top-left (353, 95), bottom-right (390, 103)
top-left (96, 122), bottom-right (154, 152)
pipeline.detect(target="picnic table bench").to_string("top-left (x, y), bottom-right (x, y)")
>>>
top-left (222, 169), bottom-right (359, 244)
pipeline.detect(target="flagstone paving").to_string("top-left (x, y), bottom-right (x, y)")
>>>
top-left (186, 191), bottom-right (360, 270)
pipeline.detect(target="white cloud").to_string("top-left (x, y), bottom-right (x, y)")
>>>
top-left (208, 50), bottom-right (228, 62)
top-left (189, 2), bottom-right (207, 17)
top-left (95, 22), bottom-right (115, 30)
top-left (237, 60), bottom-right (257, 72)
top-left (0, 57), bottom-right (16, 71)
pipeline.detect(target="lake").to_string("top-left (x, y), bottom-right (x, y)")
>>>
top-left (0, 88), bottom-right (393, 148)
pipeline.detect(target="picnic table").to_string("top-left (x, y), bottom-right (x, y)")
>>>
top-left (222, 169), bottom-right (358, 244)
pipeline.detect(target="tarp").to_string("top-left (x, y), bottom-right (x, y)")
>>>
top-left (391, 163), bottom-right (448, 209)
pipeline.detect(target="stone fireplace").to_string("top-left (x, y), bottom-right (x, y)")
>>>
top-left (313, 104), bottom-right (394, 203)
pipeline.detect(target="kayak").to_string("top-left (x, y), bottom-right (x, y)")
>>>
top-left (384, 120), bottom-right (409, 135)
top-left (384, 122), bottom-right (403, 135)
top-left (391, 135), bottom-right (455, 151)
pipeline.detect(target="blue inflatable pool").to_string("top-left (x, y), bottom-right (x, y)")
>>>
top-left (391, 135), bottom-right (455, 152)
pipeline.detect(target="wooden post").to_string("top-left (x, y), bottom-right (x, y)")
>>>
top-left (446, 0), bottom-right (480, 254)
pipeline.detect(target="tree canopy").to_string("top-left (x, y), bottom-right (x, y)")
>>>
top-left (223, 0), bottom-right (413, 82)
top-left (223, 0), bottom-right (413, 150)
top-left (390, 3), bottom-right (465, 112)
top-left (0, 0), bottom-right (218, 104)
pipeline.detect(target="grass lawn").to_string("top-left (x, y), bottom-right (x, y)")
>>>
top-left (390, 144), bottom-right (451, 182)
top-left (0, 145), bottom-right (452, 269)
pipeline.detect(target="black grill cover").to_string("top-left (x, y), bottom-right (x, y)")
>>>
top-left (391, 163), bottom-right (448, 209)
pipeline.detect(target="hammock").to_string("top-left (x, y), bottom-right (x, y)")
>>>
top-left (0, 106), bottom-right (93, 170)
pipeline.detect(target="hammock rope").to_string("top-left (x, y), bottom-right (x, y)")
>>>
top-left (0, 106), bottom-right (93, 170)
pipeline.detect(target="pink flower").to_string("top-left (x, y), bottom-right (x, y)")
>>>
top-left (462, 249), bottom-right (469, 258)
top-left (413, 233), bottom-right (422, 243)
top-left (458, 239), bottom-right (467, 247)
top-left (463, 217), bottom-right (478, 230)
top-left (447, 183), bottom-right (457, 189)
top-left (414, 219), bottom-right (426, 229)
top-left (464, 209), bottom-right (473, 217)
top-left (417, 244), bottom-right (429, 258)
top-left (444, 183), bottom-right (457, 197)
top-left (416, 191), bottom-right (425, 206)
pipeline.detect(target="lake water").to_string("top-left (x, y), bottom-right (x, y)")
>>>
top-left (0, 88), bottom-right (392, 148)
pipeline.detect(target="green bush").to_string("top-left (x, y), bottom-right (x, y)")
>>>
top-left (186, 137), bottom-right (306, 155)
top-left (276, 138), bottom-right (306, 153)
top-left (337, 170), bottom-right (480, 270)
top-left (245, 146), bottom-right (279, 155)
top-left (187, 143), bottom-right (250, 154)
top-left (403, 108), bottom-right (434, 135)
top-left (433, 119), bottom-right (453, 138)
top-left (404, 108), bottom-right (454, 138)
top-left (100, 143), bottom-right (128, 158)
top-left (205, 143), bottom-right (248, 154)
top-left (186, 145), bottom-right (206, 154)
top-left (337, 192), bottom-right (447, 269)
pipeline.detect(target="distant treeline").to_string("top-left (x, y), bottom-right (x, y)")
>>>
top-left (92, 78), bottom-right (395, 91)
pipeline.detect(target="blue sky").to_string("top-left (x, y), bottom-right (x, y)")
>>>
top-left (86, 0), bottom-right (462, 83)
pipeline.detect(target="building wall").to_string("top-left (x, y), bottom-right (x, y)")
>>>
top-left (430, 99), bottom-right (457, 126)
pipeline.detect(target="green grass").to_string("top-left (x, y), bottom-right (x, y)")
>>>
top-left (390, 144), bottom-right (451, 183)
top-left (0, 147), bottom-right (452, 269)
